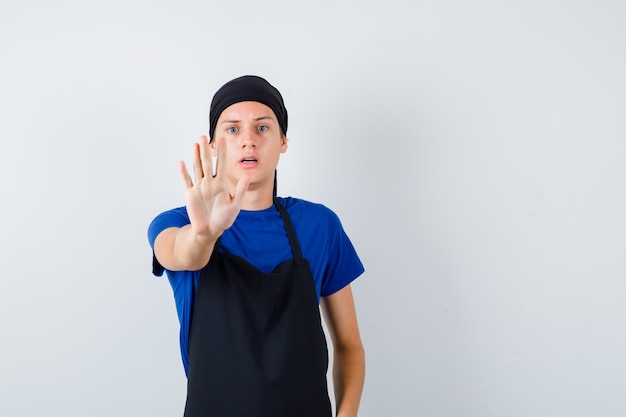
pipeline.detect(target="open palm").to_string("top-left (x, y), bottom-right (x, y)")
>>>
top-left (180, 135), bottom-right (250, 240)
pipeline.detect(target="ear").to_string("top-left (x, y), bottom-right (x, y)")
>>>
top-left (280, 135), bottom-right (288, 154)
top-left (209, 138), bottom-right (218, 156)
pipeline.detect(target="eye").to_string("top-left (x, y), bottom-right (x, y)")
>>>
top-left (227, 126), bottom-right (238, 134)
top-left (257, 125), bottom-right (269, 132)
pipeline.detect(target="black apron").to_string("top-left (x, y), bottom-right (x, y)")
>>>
top-left (184, 198), bottom-right (332, 417)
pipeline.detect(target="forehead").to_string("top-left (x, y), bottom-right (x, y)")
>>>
top-left (217, 101), bottom-right (277, 122)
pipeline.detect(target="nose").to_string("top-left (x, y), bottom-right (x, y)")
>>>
top-left (240, 127), bottom-right (258, 148)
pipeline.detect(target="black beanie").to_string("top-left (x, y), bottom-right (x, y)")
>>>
top-left (209, 75), bottom-right (288, 140)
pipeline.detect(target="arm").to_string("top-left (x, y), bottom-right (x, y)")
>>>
top-left (153, 225), bottom-right (218, 271)
top-left (153, 135), bottom-right (250, 271)
top-left (321, 284), bottom-right (365, 417)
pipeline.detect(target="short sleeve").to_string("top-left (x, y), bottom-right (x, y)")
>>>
top-left (318, 208), bottom-right (365, 297)
top-left (147, 207), bottom-right (190, 276)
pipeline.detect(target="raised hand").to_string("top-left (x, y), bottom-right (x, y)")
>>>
top-left (180, 135), bottom-right (250, 241)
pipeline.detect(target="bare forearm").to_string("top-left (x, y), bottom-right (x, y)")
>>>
top-left (173, 225), bottom-right (218, 270)
top-left (333, 343), bottom-right (365, 417)
top-left (155, 225), bottom-right (218, 271)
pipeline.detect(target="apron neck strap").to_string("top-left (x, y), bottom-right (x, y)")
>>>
top-left (273, 197), bottom-right (303, 259)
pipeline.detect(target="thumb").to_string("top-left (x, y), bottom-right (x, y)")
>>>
top-left (231, 174), bottom-right (251, 206)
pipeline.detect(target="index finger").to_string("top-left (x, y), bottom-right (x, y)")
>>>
top-left (198, 135), bottom-right (213, 179)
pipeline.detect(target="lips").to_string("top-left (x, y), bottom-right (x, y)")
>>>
top-left (240, 155), bottom-right (259, 166)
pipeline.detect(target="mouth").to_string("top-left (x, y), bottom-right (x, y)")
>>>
top-left (240, 156), bottom-right (258, 166)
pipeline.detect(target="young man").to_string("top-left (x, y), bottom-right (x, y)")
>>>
top-left (148, 75), bottom-right (365, 417)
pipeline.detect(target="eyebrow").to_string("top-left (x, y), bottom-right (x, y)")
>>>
top-left (220, 116), bottom-right (274, 124)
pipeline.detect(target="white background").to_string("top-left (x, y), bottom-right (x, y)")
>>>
top-left (1, 0), bottom-right (625, 416)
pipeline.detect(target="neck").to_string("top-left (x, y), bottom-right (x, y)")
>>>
top-left (239, 182), bottom-right (275, 211)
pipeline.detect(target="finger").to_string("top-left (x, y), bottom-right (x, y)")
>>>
top-left (214, 136), bottom-right (226, 179)
top-left (198, 135), bottom-right (213, 179)
top-left (231, 174), bottom-right (251, 205)
top-left (192, 142), bottom-right (203, 182)
top-left (179, 160), bottom-right (193, 189)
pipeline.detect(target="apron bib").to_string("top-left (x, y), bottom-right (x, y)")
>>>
top-left (184, 198), bottom-right (332, 417)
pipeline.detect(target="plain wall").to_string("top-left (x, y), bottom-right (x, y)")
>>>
top-left (1, 0), bottom-right (624, 416)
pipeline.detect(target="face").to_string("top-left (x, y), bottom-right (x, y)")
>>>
top-left (210, 101), bottom-right (288, 193)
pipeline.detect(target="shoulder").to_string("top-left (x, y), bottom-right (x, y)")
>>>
top-left (277, 197), bottom-right (340, 225)
top-left (147, 206), bottom-right (190, 247)
top-left (276, 197), bottom-right (346, 243)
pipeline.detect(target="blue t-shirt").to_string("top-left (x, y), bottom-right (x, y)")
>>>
top-left (147, 197), bottom-right (364, 375)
